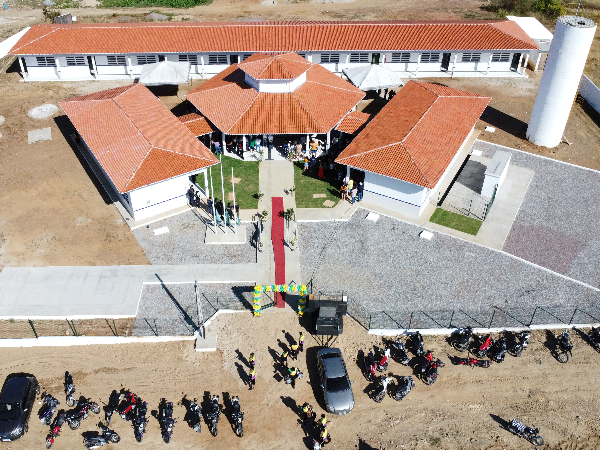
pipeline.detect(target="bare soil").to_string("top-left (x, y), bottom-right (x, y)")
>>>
top-left (0, 312), bottom-right (599, 450)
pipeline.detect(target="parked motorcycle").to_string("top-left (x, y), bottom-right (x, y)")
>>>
top-left (475, 334), bottom-right (493, 358)
top-left (507, 331), bottom-right (531, 357)
top-left (158, 399), bottom-right (175, 444)
top-left (66, 398), bottom-right (101, 430)
top-left (364, 351), bottom-right (377, 381)
top-left (46, 410), bottom-right (68, 449)
top-left (83, 422), bottom-right (120, 449)
top-left (555, 330), bottom-right (573, 363)
top-left (392, 338), bottom-right (410, 365)
top-left (39, 393), bottom-right (60, 426)
top-left (372, 377), bottom-right (392, 403)
top-left (131, 400), bottom-right (148, 443)
top-left (452, 326), bottom-right (473, 352)
top-left (231, 396), bottom-right (244, 437)
top-left (103, 390), bottom-right (120, 426)
top-left (490, 336), bottom-right (506, 363)
top-left (119, 391), bottom-right (138, 421)
top-left (377, 347), bottom-right (391, 372)
top-left (392, 376), bottom-right (415, 401)
top-left (64, 371), bottom-right (76, 407)
top-left (188, 399), bottom-right (202, 433)
top-left (584, 326), bottom-right (600, 351)
top-left (206, 394), bottom-right (221, 437)
top-left (458, 356), bottom-right (491, 368)
top-left (507, 418), bottom-right (544, 446)
top-left (421, 351), bottom-right (445, 385)
top-left (411, 331), bottom-right (424, 357)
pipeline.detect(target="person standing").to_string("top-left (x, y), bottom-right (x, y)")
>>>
top-left (281, 350), bottom-right (289, 368)
top-left (318, 163), bottom-right (324, 179)
top-left (351, 186), bottom-right (357, 204)
top-left (290, 343), bottom-right (299, 360)
top-left (318, 414), bottom-right (327, 431)
top-left (248, 367), bottom-right (256, 390)
top-left (235, 201), bottom-right (241, 225)
top-left (357, 182), bottom-right (363, 202)
top-left (347, 178), bottom-right (354, 193)
top-left (249, 352), bottom-right (255, 367)
top-left (320, 428), bottom-right (331, 446)
top-left (303, 157), bottom-right (309, 172)
top-left (340, 183), bottom-right (347, 202)
top-left (207, 197), bottom-right (213, 216)
top-left (299, 332), bottom-right (305, 352)
top-left (301, 402), bottom-right (314, 425)
top-left (296, 141), bottom-right (303, 159)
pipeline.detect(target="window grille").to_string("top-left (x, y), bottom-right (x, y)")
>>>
top-left (420, 53), bottom-right (440, 63)
top-left (391, 53), bottom-right (410, 63)
top-left (242, 54), bottom-right (252, 61)
top-left (320, 53), bottom-right (340, 64)
top-left (179, 54), bottom-right (198, 65)
top-left (136, 55), bottom-right (157, 65)
top-left (349, 53), bottom-right (369, 63)
top-left (35, 56), bottom-right (56, 67)
top-left (208, 54), bottom-right (228, 65)
top-left (461, 53), bottom-right (481, 62)
top-left (491, 52), bottom-right (510, 62)
top-left (66, 56), bottom-right (86, 66)
top-left (107, 55), bottom-right (126, 65)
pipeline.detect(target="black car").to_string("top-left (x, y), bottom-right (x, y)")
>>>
top-left (0, 374), bottom-right (39, 441)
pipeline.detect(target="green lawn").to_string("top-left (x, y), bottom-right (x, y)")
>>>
top-left (293, 161), bottom-right (342, 208)
top-left (429, 208), bottom-right (483, 236)
top-left (197, 155), bottom-right (259, 210)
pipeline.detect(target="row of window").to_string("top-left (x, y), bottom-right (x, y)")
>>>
top-left (34, 52), bottom-right (515, 68)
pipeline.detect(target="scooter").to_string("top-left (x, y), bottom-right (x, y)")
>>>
top-left (188, 399), bottom-right (202, 433)
top-left (508, 418), bottom-right (544, 446)
top-left (457, 356), bottom-right (491, 368)
top-left (392, 338), bottom-right (410, 365)
top-left (555, 330), bottom-right (573, 363)
top-left (372, 377), bottom-right (392, 403)
top-left (206, 395), bottom-right (221, 437)
top-left (452, 327), bottom-right (473, 352)
top-left (64, 372), bottom-right (76, 407)
top-left (392, 376), bottom-right (415, 401)
top-left (103, 390), bottom-right (120, 426)
top-left (231, 396), bottom-right (244, 437)
top-left (39, 393), bottom-right (60, 426)
top-left (83, 422), bottom-right (120, 449)
top-left (158, 399), bottom-right (175, 444)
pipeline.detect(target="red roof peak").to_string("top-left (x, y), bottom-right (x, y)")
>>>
top-left (238, 53), bottom-right (311, 80)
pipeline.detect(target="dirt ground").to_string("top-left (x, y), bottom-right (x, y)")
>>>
top-left (0, 312), bottom-right (599, 450)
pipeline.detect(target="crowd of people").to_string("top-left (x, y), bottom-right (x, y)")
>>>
top-left (187, 186), bottom-right (240, 227)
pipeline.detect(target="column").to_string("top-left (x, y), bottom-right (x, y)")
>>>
top-left (222, 133), bottom-right (226, 153)
top-left (486, 53), bottom-right (493, 75)
top-left (415, 54), bottom-right (421, 75)
top-left (522, 54), bottom-right (530, 76)
top-left (306, 134), bottom-right (310, 153)
top-left (451, 54), bottom-right (457, 77)
top-left (242, 135), bottom-right (246, 154)
top-left (326, 130), bottom-right (330, 152)
top-left (346, 165), bottom-right (350, 181)
top-left (91, 56), bottom-right (97, 78)
top-left (127, 56), bottom-right (133, 78)
top-left (55, 58), bottom-right (61, 79)
top-left (18, 57), bottom-right (26, 78)
top-left (203, 169), bottom-right (209, 198)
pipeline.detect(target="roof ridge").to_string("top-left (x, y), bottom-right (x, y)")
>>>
top-left (489, 21), bottom-right (535, 49)
top-left (291, 90), bottom-right (326, 132)
top-left (397, 142), bottom-right (431, 188)
top-left (336, 141), bottom-right (399, 160)
top-left (10, 27), bottom-right (57, 54)
top-left (151, 145), bottom-right (215, 161)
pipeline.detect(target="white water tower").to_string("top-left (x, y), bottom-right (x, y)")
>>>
top-left (526, 15), bottom-right (597, 148)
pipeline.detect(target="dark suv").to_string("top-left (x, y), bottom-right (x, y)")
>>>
top-left (0, 374), bottom-right (39, 441)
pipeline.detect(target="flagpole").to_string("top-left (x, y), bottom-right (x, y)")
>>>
top-left (220, 154), bottom-right (227, 234)
top-left (232, 166), bottom-right (237, 234)
top-left (209, 166), bottom-right (217, 234)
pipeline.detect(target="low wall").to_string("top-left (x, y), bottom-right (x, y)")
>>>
top-left (580, 75), bottom-right (600, 114)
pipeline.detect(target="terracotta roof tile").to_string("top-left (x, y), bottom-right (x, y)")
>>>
top-left (239, 53), bottom-right (311, 80)
top-left (10, 20), bottom-right (538, 56)
top-left (336, 111), bottom-right (372, 134)
top-left (60, 84), bottom-right (218, 193)
top-left (177, 113), bottom-right (217, 136)
top-left (187, 53), bottom-right (364, 135)
top-left (336, 80), bottom-right (490, 188)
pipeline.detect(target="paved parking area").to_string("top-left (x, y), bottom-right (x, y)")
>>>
top-left (298, 209), bottom-right (600, 329)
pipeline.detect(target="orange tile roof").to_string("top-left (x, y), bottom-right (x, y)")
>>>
top-left (336, 111), bottom-right (372, 134)
top-left (177, 112), bottom-right (217, 136)
top-left (9, 20), bottom-right (538, 56)
top-left (186, 53), bottom-right (365, 135)
top-left (336, 81), bottom-right (490, 188)
top-left (60, 84), bottom-right (219, 193)
top-left (238, 52), bottom-right (311, 80)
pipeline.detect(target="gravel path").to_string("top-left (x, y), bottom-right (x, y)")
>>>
top-left (473, 140), bottom-right (600, 289)
top-left (134, 282), bottom-right (254, 336)
top-left (298, 209), bottom-right (600, 330)
top-left (133, 210), bottom-right (257, 265)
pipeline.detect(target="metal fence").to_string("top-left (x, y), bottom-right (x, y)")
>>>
top-left (0, 318), bottom-right (136, 339)
top-left (358, 304), bottom-right (600, 331)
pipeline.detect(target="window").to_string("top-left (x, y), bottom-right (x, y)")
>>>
top-left (208, 54), bottom-right (228, 65)
top-left (297, 53), bottom-right (306, 59)
top-left (420, 53), bottom-right (440, 63)
top-left (320, 53), bottom-right (340, 64)
top-left (35, 56), bottom-right (56, 67)
top-left (242, 54), bottom-right (252, 61)
top-left (491, 52), bottom-right (510, 62)
top-left (391, 53), bottom-right (410, 63)
top-left (461, 53), bottom-right (481, 62)
top-left (107, 55), bottom-right (126, 65)
top-left (136, 55), bottom-right (157, 65)
top-left (179, 54), bottom-right (198, 65)
top-left (65, 56), bottom-right (86, 66)
top-left (349, 53), bottom-right (369, 63)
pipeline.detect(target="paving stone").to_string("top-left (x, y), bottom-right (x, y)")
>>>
top-left (313, 193), bottom-right (327, 198)
top-left (28, 127), bottom-right (51, 144)
top-left (323, 200), bottom-right (335, 207)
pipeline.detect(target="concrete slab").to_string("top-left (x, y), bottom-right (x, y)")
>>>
top-left (313, 193), bottom-right (327, 198)
top-left (204, 224), bottom-right (247, 244)
top-left (323, 200), bottom-right (335, 207)
top-left (28, 127), bottom-right (51, 144)
top-left (195, 330), bottom-right (218, 351)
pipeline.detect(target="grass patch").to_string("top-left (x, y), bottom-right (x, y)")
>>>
top-left (197, 156), bottom-right (259, 210)
top-left (99, 0), bottom-right (209, 7)
top-left (429, 208), bottom-right (482, 236)
top-left (293, 161), bottom-right (341, 208)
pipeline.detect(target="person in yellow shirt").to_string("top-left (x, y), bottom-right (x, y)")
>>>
top-left (320, 427), bottom-right (330, 445)
top-left (319, 414), bottom-right (327, 430)
top-left (249, 353), bottom-right (255, 367)
top-left (290, 343), bottom-right (300, 360)
top-left (299, 332), bottom-right (305, 352)
top-left (248, 367), bottom-right (256, 390)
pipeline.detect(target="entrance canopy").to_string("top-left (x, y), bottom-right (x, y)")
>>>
top-left (343, 64), bottom-right (404, 91)
top-left (139, 60), bottom-right (190, 86)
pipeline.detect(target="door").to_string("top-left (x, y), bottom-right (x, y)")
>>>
top-left (230, 55), bottom-right (239, 64)
top-left (510, 53), bottom-right (521, 71)
top-left (371, 53), bottom-right (380, 65)
top-left (158, 55), bottom-right (165, 62)
top-left (87, 56), bottom-right (94, 72)
top-left (441, 53), bottom-right (451, 71)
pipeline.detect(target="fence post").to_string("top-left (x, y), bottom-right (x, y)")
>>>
top-left (488, 309), bottom-right (496, 328)
top-left (448, 311), bottom-right (455, 328)
top-left (113, 319), bottom-right (118, 337)
top-left (70, 320), bottom-right (78, 337)
top-left (368, 314), bottom-right (371, 330)
top-left (529, 307), bottom-right (538, 327)
top-left (569, 308), bottom-right (578, 325)
top-left (28, 320), bottom-right (38, 339)
top-left (408, 312), bottom-right (413, 330)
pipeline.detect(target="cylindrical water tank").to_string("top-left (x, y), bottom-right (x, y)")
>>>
top-left (526, 15), bottom-right (597, 148)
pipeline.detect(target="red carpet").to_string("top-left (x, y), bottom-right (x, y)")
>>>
top-left (271, 197), bottom-right (286, 308)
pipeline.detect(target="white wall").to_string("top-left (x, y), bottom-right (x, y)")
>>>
top-left (244, 72), bottom-right (307, 92)
top-left (580, 74), bottom-right (600, 115)
top-left (363, 171), bottom-right (428, 217)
